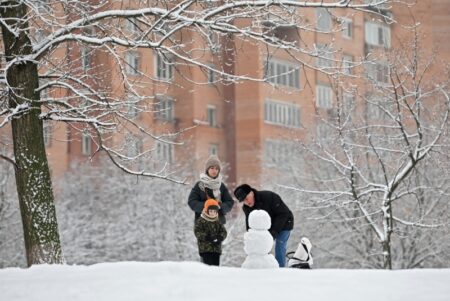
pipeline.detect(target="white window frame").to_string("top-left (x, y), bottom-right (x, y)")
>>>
top-left (207, 105), bottom-right (217, 127)
top-left (125, 134), bottom-right (142, 158)
top-left (264, 139), bottom-right (297, 169)
top-left (81, 132), bottom-right (92, 155)
top-left (209, 144), bottom-right (219, 156)
top-left (207, 67), bottom-right (215, 84)
top-left (365, 61), bottom-right (390, 84)
top-left (367, 103), bottom-right (387, 120)
top-left (342, 54), bottom-right (353, 75)
top-left (156, 141), bottom-right (173, 163)
top-left (155, 52), bottom-right (173, 81)
top-left (264, 99), bottom-right (301, 128)
top-left (208, 30), bottom-right (220, 53)
top-left (316, 85), bottom-right (333, 109)
top-left (316, 123), bottom-right (331, 142)
top-left (316, 44), bottom-right (334, 69)
top-left (340, 17), bottom-right (353, 39)
top-left (126, 19), bottom-right (139, 34)
top-left (126, 95), bottom-right (139, 118)
top-left (342, 92), bottom-right (355, 117)
top-left (265, 59), bottom-right (300, 89)
top-left (316, 8), bottom-right (332, 31)
top-left (125, 51), bottom-right (140, 75)
top-left (81, 47), bottom-right (91, 71)
top-left (365, 22), bottom-right (391, 48)
top-left (43, 121), bottom-right (53, 147)
top-left (154, 95), bottom-right (174, 121)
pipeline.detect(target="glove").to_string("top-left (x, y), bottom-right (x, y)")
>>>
top-left (205, 234), bottom-right (221, 245)
top-left (205, 234), bottom-right (218, 242)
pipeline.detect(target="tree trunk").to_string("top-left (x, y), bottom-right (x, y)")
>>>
top-left (1, 1), bottom-right (64, 266)
top-left (382, 203), bottom-right (393, 270)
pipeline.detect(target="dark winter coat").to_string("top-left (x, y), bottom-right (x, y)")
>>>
top-left (188, 181), bottom-right (234, 224)
top-left (243, 189), bottom-right (294, 238)
top-left (194, 215), bottom-right (227, 254)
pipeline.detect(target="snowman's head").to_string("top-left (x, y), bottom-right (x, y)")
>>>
top-left (248, 210), bottom-right (271, 230)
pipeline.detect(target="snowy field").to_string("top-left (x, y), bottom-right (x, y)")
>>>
top-left (1, 261), bottom-right (449, 301)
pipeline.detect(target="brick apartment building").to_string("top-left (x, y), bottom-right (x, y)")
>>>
top-left (1, 1), bottom-right (449, 189)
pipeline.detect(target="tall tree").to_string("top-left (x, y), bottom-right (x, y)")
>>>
top-left (271, 28), bottom-right (450, 269)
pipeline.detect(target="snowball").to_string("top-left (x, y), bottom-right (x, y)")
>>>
top-left (248, 210), bottom-right (271, 230)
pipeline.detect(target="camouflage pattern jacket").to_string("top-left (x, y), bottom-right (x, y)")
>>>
top-left (194, 214), bottom-right (227, 254)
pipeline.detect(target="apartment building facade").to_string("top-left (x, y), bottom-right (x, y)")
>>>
top-left (1, 1), bottom-right (448, 189)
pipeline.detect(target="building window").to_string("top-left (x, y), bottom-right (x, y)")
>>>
top-left (154, 96), bottom-right (174, 121)
top-left (207, 67), bottom-right (215, 84)
top-left (125, 51), bottom-right (140, 75)
top-left (208, 30), bottom-right (220, 53)
top-left (126, 19), bottom-right (139, 34)
top-left (264, 139), bottom-right (297, 170)
top-left (265, 59), bottom-right (300, 89)
top-left (35, 0), bottom-right (49, 13)
top-left (342, 92), bottom-right (354, 118)
top-left (365, 22), bottom-right (391, 48)
top-left (156, 141), bottom-right (173, 163)
top-left (125, 134), bottom-right (142, 158)
top-left (264, 99), bottom-right (301, 128)
top-left (316, 85), bottom-right (333, 108)
top-left (43, 121), bottom-right (53, 147)
top-left (209, 144), bottom-right (219, 156)
top-left (81, 47), bottom-right (91, 71)
top-left (367, 102), bottom-right (388, 120)
top-left (156, 52), bottom-right (173, 81)
top-left (316, 44), bottom-right (334, 69)
top-left (342, 54), bottom-right (353, 75)
top-left (316, 8), bottom-right (332, 31)
top-left (340, 18), bottom-right (353, 39)
top-left (126, 95), bottom-right (139, 118)
top-left (207, 105), bottom-right (217, 127)
top-left (316, 123), bottom-right (332, 142)
top-left (365, 61), bottom-right (390, 84)
top-left (81, 132), bottom-right (91, 155)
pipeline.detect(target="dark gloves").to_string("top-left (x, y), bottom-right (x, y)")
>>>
top-left (205, 234), bottom-right (222, 245)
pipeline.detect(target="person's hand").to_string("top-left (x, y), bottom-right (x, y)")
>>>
top-left (205, 235), bottom-right (221, 245)
top-left (205, 234), bottom-right (217, 242)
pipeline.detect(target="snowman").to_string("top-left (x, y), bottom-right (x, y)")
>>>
top-left (241, 210), bottom-right (279, 269)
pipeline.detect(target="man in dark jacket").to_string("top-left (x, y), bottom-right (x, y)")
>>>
top-left (234, 183), bottom-right (294, 267)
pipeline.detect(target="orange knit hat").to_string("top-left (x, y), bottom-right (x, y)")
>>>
top-left (204, 199), bottom-right (220, 212)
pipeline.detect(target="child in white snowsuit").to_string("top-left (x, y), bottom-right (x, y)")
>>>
top-left (194, 199), bottom-right (227, 266)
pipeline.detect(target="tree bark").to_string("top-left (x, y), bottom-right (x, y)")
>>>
top-left (382, 203), bottom-right (393, 270)
top-left (1, 1), bottom-right (64, 266)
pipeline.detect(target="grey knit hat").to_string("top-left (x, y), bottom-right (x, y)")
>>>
top-left (205, 155), bottom-right (221, 173)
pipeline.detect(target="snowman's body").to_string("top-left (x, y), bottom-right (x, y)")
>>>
top-left (242, 210), bottom-right (279, 269)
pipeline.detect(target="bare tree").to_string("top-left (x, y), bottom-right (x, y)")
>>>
top-left (273, 29), bottom-right (450, 269)
top-left (53, 160), bottom-right (197, 264)
top-left (0, 0), bottom-right (393, 265)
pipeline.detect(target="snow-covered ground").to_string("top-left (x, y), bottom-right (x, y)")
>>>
top-left (1, 261), bottom-right (449, 301)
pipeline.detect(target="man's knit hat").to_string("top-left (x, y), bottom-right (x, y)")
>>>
top-left (204, 199), bottom-right (220, 212)
top-left (234, 184), bottom-right (252, 202)
top-left (205, 155), bottom-right (221, 173)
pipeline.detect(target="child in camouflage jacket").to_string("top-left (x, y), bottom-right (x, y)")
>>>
top-left (194, 199), bottom-right (227, 266)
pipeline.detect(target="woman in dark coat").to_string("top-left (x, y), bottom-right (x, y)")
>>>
top-left (188, 155), bottom-right (234, 225)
